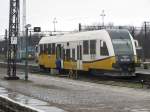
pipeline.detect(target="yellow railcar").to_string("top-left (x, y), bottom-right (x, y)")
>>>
top-left (38, 29), bottom-right (137, 76)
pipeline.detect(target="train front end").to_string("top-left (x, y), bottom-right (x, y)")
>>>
top-left (108, 30), bottom-right (137, 76)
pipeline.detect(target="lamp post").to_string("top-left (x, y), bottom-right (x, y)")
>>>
top-left (25, 24), bottom-right (31, 81)
top-left (100, 10), bottom-right (106, 28)
top-left (53, 18), bottom-right (57, 32)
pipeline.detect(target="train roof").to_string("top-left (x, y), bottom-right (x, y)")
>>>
top-left (39, 29), bottom-right (130, 44)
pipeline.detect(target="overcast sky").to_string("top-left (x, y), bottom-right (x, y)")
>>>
top-left (0, 0), bottom-right (149, 37)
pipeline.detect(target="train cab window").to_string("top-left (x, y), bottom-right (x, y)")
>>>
top-left (100, 40), bottom-right (109, 56)
top-left (90, 40), bottom-right (96, 54)
top-left (66, 49), bottom-right (70, 61)
top-left (48, 44), bottom-right (51, 54)
top-left (52, 43), bottom-right (55, 54)
top-left (83, 40), bottom-right (89, 54)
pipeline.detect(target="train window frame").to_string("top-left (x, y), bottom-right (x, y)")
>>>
top-left (90, 40), bottom-right (96, 55)
top-left (100, 41), bottom-right (104, 47)
top-left (100, 40), bottom-right (109, 56)
top-left (83, 40), bottom-right (89, 55)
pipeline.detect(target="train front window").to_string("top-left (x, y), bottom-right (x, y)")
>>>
top-left (108, 30), bottom-right (133, 55)
top-left (112, 39), bottom-right (133, 55)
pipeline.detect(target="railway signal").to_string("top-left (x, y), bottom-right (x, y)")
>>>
top-left (34, 27), bottom-right (41, 32)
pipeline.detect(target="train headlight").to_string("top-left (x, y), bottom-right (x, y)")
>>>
top-left (120, 58), bottom-right (130, 62)
top-left (119, 55), bottom-right (131, 62)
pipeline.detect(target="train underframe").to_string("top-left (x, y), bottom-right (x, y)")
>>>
top-left (39, 61), bottom-right (136, 77)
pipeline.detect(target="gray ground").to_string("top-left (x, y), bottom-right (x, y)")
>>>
top-left (0, 68), bottom-right (150, 112)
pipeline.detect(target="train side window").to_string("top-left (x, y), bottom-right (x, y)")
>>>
top-left (77, 45), bottom-right (82, 60)
top-left (72, 49), bottom-right (75, 61)
top-left (80, 45), bottom-right (82, 60)
top-left (44, 44), bottom-right (47, 53)
top-left (66, 49), bottom-right (70, 61)
top-left (83, 40), bottom-right (89, 54)
top-left (48, 44), bottom-right (51, 54)
top-left (40, 44), bottom-right (43, 53)
top-left (63, 49), bottom-right (65, 60)
top-left (100, 40), bottom-right (109, 56)
top-left (52, 43), bottom-right (55, 54)
top-left (77, 46), bottom-right (79, 60)
top-left (90, 40), bottom-right (96, 54)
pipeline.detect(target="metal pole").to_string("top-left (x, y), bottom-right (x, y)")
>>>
top-left (53, 18), bottom-right (57, 32)
top-left (25, 27), bottom-right (28, 81)
top-left (22, 0), bottom-right (26, 32)
top-left (143, 22), bottom-right (147, 62)
top-left (144, 22), bottom-right (147, 39)
top-left (5, 30), bottom-right (8, 59)
top-left (5, 0), bottom-right (20, 80)
top-left (100, 10), bottom-right (106, 28)
top-left (79, 23), bottom-right (81, 32)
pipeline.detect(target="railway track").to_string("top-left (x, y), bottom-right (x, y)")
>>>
top-left (30, 68), bottom-right (150, 89)
top-left (0, 61), bottom-right (150, 89)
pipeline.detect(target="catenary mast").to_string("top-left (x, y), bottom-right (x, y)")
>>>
top-left (5, 0), bottom-right (20, 80)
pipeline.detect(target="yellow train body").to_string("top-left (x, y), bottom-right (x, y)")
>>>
top-left (38, 29), bottom-right (138, 76)
top-left (38, 53), bottom-right (116, 71)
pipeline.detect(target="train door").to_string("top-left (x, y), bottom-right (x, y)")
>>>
top-left (77, 42), bottom-right (83, 70)
top-left (56, 44), bottom-right (64, 68)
